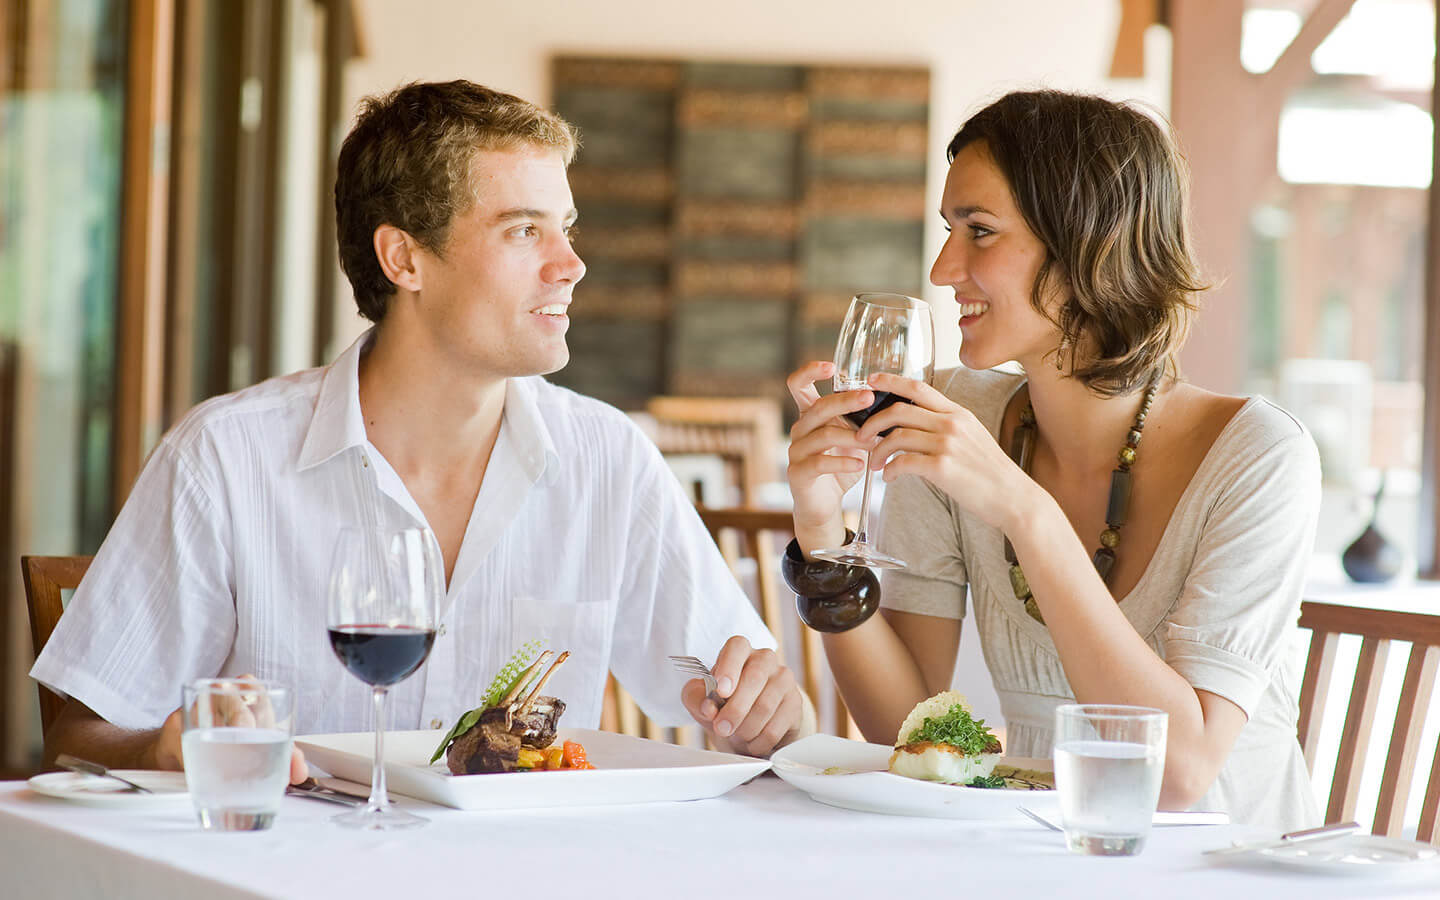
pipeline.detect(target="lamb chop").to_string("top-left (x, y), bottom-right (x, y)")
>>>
top-left (445, 650), bottom-right (569, 775)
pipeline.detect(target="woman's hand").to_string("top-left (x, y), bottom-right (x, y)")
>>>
top-left (784, 361), bottom-right (879, 532)
top-left (856, 372), bottom-right (1029, 532)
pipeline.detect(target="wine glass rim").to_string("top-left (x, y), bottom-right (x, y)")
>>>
top-left (853, 291), bottom-right (929, 310)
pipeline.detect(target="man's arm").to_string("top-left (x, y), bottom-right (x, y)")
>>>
top-left (44, 693), bottom-right (308, 782)
top-left (43, 698), bottom-right (181, 772)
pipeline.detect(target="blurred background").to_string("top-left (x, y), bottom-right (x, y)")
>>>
top-left (1, 0), bottom-right (1435, 772)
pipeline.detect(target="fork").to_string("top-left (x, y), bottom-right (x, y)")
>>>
top-left (668, 655), bottom-right (727, 710)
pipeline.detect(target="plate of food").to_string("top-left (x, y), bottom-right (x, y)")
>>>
top-left (770, 691), bottom-right (1059, 820)
top-left (297, 646), bottom-right (769, 810)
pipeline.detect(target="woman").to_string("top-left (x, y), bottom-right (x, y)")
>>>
top-left (785, 90), bottom-right (1320, 828)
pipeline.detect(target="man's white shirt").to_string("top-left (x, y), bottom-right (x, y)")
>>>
top-left (31, 330), bottom-right (775, 734)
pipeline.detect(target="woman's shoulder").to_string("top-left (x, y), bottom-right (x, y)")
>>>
top-left (932, 365), bottom-right (1025, 421)
top-left (1187, 389), bottom-right (1321, 493)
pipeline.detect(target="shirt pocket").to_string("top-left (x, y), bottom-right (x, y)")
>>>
top-left (511, 595), bottom-right (611, 728)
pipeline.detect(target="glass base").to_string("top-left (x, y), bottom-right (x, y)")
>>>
top-left (810, 542), bottom-right (906, 570)
top-left (330, 803), bottom-right (428, 831)
top-left (1065, 832), bottom-right (1146, 856)
top-left (196, 808), bottom-right (276, 831)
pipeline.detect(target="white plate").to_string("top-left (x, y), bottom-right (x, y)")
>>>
top-left (1247, 834), bottom-right (1440, 877)
top-left (27, 770), bottom-right (191, 809)
top-left (770, 733), bottom-right (1060, 820)
top-left (295, 727), bottom-right (769, 811)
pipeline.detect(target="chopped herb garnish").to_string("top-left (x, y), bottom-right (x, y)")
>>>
top-left (429, 640), bottom-right (542, 763)
top-left (966, 774), bottom-right (1007, 789)
top-left (905, 704), bottom-right (998, 757)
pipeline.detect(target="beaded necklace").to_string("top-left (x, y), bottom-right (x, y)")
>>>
top-left (1004, 379), bottom-right (1159, 624)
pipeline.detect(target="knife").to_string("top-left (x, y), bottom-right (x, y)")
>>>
top-left (54, 754), bottom-right (154, 794)
top-left (285, 777), bottom-right (378, 807)
top-left (1203, 820), bottom-right (1360, 856)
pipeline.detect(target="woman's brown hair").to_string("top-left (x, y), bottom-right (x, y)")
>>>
top-left (948, 90), bottom-right (1206, 395)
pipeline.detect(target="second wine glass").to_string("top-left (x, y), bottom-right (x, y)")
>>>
top-left (326, 526), bottom-right (443, 830)
top-left (810, 292), bottom-right (934, 570)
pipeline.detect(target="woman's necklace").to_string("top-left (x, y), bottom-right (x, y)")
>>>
top-left (1004, 379), bottom-right (1159, 625)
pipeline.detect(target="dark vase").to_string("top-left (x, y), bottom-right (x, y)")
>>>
top-left (1342, 473), bottom-right (1404, 584)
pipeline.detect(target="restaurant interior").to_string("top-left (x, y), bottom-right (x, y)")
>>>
top-left (4, 0), bottom-right (1440, 883)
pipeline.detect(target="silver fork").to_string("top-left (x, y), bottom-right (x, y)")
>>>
top-left (668, 655), bottom-right (727, 710)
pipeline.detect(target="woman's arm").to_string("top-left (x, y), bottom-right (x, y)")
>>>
top-left (820, 609), bottom-right (962, 744)
top-left (860, 373), bottom-right (1304, 810)
top-left (1006, 484), bottom-right (1247, 808)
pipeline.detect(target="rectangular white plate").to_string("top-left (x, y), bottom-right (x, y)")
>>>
top-left (295, 728), bottom-right (769, 811)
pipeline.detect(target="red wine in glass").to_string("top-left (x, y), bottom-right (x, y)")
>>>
top-left (843, 390), bottom-right (913, 437)
top-left (328, 625), bottom-right (436, 687)
top-left (325, 526), bottom-right (442, 831)
top-left (810, 292), bottom-right (934, 570)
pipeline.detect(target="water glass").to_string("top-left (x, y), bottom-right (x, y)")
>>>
top-left (1053, 704), bottom-right (1167, 856)
top-left (181, 679), bottom-right (294, 832)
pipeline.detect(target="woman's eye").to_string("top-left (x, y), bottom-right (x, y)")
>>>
top-left (968, 224), bottom-right (994, 240)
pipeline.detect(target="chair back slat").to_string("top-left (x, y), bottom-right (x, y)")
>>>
top-left (1375, 644), bottom-right (1440, 835)
top-left (1420, 735), bottom-right (1440, 842)
top-left (1297, 628), bottom-right (1339, 769)
top-left (1298, 600), bottom-right (1440, 844)
top-left (20, 555), bottom-right (93, 733)
top-left (1328, 636), bottom-right (1391, 824)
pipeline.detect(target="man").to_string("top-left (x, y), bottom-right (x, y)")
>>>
top-left (32, 81), bottom-right (812, 778)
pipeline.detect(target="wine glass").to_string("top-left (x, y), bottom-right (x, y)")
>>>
top-left (326, 526), bottom-right (443, 830)
top-left (810, 292), bottom-right (934, 569)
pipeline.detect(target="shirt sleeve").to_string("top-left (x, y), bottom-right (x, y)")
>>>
top-left (606, 430), bottom-right (777, 726)
top-left (1161, 428), bottom-right (1322, 719)
top-left (876, 473), bottom-right (970, 620)
top-left (29, 435), bottom-right (237, 730)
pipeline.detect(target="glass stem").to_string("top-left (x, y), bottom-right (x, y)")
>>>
top-left (854, 449), bottom-right (876, 546)
top-left (370, 686), bottom-right (390, 812)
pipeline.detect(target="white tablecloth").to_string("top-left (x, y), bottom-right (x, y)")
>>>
top-left (2, 776), bottom-right (1437, 899)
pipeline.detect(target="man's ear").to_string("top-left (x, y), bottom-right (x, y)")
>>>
top-left (373, 224), bottom-right (424, 292)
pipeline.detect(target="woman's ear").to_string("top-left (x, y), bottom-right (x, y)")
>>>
top-left (373, 224), bottom-right (423, 292)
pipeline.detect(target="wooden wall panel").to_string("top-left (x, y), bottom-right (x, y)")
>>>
top-left (552, 56), bottom-right (929, 413)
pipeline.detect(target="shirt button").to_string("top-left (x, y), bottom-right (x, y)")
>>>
top-left (430, 718), bottom-right (443, 729)
top-left (438, 624), bottom-right (448, 637)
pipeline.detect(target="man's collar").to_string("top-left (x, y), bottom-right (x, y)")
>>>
top-left (296, 329), bottom-right (372, 472)
top-left (502, 375), bottom-right (561, 486)
top-left (296, 327), bottom-right (561, 485)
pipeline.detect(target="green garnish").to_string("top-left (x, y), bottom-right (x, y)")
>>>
top-left (967, 774), bottom-right (1007, 789)
top-left (429, 641), bottom-right (542, 763)
top-left (905, 704), bottom-right (997, 757)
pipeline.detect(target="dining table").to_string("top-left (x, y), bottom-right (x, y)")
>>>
top-left (2, 770), bottom-right (1436, 900)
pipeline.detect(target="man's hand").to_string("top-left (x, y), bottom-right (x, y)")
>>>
top-left (149, 676), bottom-right (309, 784)
top-left (680, 636), bottom-right (813, 757)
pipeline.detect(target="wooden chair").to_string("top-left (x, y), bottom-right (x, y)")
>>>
top-left (643, 397), bottom-right (783, 506)
top-left (601, 507), bottom-right (860, 743)
top-left (20, 555), bottom-right (92, 733)
top-left (1297, 600), bottom-right (1440, 843)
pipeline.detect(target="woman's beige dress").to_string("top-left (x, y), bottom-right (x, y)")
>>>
top-left (880, 366), bottom-right (1321, 829)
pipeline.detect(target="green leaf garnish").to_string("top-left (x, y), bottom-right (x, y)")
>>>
top-left (905, 704), bottom-right (998, 757)
top-left (966, 774), bottom-right (1007, 789)
top-left (429, 641), bottom-right (542, 764)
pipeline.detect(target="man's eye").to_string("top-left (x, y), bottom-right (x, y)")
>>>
top-left (510, 224), bottom-right (538, 238)
top-left (564, 226), bottom-right (578, 243)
